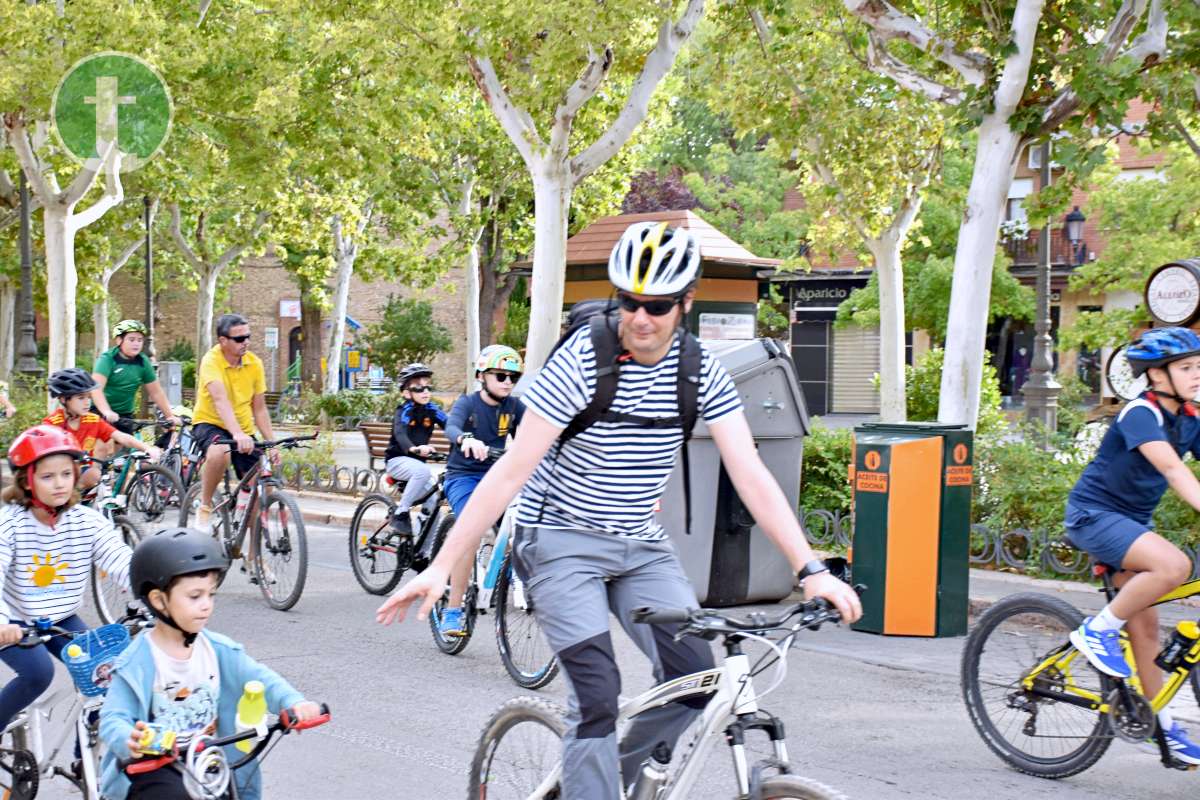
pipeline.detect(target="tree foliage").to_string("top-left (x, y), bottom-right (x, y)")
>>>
top-left (360, 296), bottom-right (453, 378)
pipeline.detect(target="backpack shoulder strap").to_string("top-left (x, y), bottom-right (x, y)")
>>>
top-left (561, 314), bottom-right (621, 443)
top-left (677, 330), bottom-right (702, 442)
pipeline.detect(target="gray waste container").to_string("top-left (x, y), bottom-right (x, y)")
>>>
top-left (157, 361), bottom-right (183, 406)
top-left (657, 338), bottom-right (810, 606)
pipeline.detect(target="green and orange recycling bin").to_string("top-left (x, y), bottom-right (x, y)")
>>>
top-left (848, 422), bottom-right (973, 637)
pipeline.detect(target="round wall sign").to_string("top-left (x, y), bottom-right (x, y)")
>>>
top-left (1106, 345), bottom-right (1147, 401)
top-left (1145, 260), bottom-right (1200, 326)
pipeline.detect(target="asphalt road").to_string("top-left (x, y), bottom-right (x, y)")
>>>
top-left (17, 521), bottom-right (1198, 799)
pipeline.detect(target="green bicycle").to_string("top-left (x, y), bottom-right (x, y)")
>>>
top-left (962, 559), bottom-right (1200, 778)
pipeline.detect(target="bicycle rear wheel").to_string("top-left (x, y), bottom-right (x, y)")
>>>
top-left (758, 775), bottom-right (849, 799)
top-left (961, 592), bottom-right (1112, 778)
top-left (427, 513), bottom-right (476, 655)
top-left (251, 490), bottom-right (308, 611)
top-left (469, 696), bottom-right (566, 800)
top-left (348, 493), bottom-right (408, 595)
top-left (0, 744), bottom-right (38, 800)
top-left (495, 552), bottom-right (559, 689)
top-left (92, 514), bottom-right (143, 624)
top-left (126, 463), bottom-right (184, 529)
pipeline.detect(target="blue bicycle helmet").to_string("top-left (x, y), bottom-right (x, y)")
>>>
top-left (1125, 327), bottom-right (1200, 377)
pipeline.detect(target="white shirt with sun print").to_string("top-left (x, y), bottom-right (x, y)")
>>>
top-left (0, 503), bottom-right (132, 623)
top-left (148, 633), bottom-right (221, 745)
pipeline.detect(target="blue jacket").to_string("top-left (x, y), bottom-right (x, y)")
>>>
top-left (99, 630), bottom-right (305, 800)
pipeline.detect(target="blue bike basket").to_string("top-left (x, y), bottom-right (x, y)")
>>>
top-left (65, 624), bottom-right (131, 697)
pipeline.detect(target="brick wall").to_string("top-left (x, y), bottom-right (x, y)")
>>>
top-left (105, 257), bottom-right (470, 394)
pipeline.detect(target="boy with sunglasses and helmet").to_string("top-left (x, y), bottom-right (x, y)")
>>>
top-left (384, 363), bottom-right (448, 536)
top-left (379, 221), bottom-right (862, 799)
top-left (1065, 327), bottom-right (1200, 764)
top-left (434, 345), bottom-right (526, 638)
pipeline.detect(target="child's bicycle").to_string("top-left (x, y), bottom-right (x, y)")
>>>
top-left (118, 703), bottom-right (331, 799)
top-left (962, 557), bottom-right (1200, 778)
top-left (0, 607), bottom-right (152, 800)
top-left (347, 452), bottom-right (449, 595)
top-left (469, 597), bottom-right (851, 799)
top-left (426, 473), bottom-right (559, 690)
top-left (178, 434), bottom-right (318, 611)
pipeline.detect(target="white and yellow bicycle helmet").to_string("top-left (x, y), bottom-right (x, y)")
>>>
top-left (608, 221), bottom-right (701, 297)
top-left (475, 345), bottom-right (523, 376)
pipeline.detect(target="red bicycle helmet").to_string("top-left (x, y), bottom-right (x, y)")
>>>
top-left (7, 425), bottom-right (83, 469)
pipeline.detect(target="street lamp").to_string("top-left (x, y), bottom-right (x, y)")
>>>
top-left (1022, 140), bottom-right (1061, 434)
top-left (15, 173), bottom-right (41, 380)
top-left (1064, 206), bottom-right (1086, 266)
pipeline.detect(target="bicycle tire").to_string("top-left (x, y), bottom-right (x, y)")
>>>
top-left (428, 513), bottom-right (475, 655)
top-left (494, 552), bottom-right (559, 690)
top-left (757, 774), bottom-right (849, 800)
top-left (92, 514), bottom-right (143, 624)
top-left (0, 746), bottom-right (38, 800)
top-left (468, 696), bottom-right (567, 800)
top-left (177, 482), bottom-right (232, 536)
top-left (348, 493), bottom-right (408, 595)
top-left (125, 463), bottom-right (185, 528)
top-left (251, 491), bottom-right (308, 611)
top-left (961, 592), bottom-right (1112, 778)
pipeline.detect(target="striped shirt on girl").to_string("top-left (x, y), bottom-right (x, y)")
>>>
top-left (0, 503), bottom-right (132, 623)
top-left (517, 326), bottom-right (742, 540)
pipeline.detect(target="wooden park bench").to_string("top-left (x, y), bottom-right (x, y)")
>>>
top-left (358, 420), bottom-right (452, 471)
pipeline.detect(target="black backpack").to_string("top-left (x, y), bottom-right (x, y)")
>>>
top-left (540, 299), bottom-right (703, 533)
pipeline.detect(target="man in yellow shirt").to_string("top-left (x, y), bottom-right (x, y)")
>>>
top-left (192, 314), bottom-right (279, 528)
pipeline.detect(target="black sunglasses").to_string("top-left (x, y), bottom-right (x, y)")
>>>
top-left (487, 372), bottom-right (518, 384)
top-left (616, 292), bottom-right (678, 317)
top-left (224, 334), bottom-right (251, 343)
top-left (407, 384), bottom-right (432, 392)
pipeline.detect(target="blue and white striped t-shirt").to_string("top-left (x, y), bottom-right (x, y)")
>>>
top-left (0, 503), bottom-right (132, 623)
top-left (517, 327), bottom-right (742, 539)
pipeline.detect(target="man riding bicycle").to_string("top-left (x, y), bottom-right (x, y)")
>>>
top-left (191, 314), bottom-right (279, 531)
top-left (91, 320), bottom-right (182, 435)
top-left (378, 221), bottom-right (862, 799)
top-left (436, 344), bottom-right (526, 638)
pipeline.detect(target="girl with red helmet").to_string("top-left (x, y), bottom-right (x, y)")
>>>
top-left (0, 425), bottom-right (134, 731)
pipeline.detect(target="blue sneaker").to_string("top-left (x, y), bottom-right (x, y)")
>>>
top-left (1163, 723), bottom-right (1200, 765)
top-left (438, 607), bottom-right (466, 638)
top-left (1068, 617), bottom-right (1132, 678)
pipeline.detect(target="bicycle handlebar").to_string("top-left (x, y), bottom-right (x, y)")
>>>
top-left (631, 597), bottom-right (842, 637)
top-left (0, 606), bottom-right (152, 652)
top-left (212, 433), bottom-right (319, 451)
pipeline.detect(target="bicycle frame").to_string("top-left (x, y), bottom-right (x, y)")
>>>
top-left (472, 504), bottom-right (520, 612)
top-left (1018, 576), bottom-right (1200, 719)
top-left (214, 452), bottom-right (275, 559)
top-left (4, 685), bottom-right (105, 798)
top-left (527, 639), bottom-right (783, 799)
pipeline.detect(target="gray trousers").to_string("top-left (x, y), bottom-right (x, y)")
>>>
top-left (513, 527), bottom-right (714, 800)
top-left (383, 456), bottom-right (434, 512)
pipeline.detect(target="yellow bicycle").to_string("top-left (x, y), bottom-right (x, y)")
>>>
top-left (962, 561), bottom-right (1200, 777)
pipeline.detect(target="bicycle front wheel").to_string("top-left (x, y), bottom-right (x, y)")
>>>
top-left (251, 491), bottom-right (308, 611)
top-left (757, 775), bottom-right (849, 800)
top-left (348, 493), bottom-right (408, 595)
top-left (469, 696), bottom-right (566, 800)
top-left (495, 552), bottom-right (559, 689)
top-left (961, 592), bottom-right (1112, 778)
top-left (126, 463), bottom-right (184, 528)
top-left (92, 514), bottom-right (142, 624)
top-left (428, 513), bottom-right (476, 655)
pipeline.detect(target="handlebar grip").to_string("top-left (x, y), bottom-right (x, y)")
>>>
top-left (631, 606), bottom-right (693, 625)
top-left (122, 754), bottom-right (175, 775)
top-left (280, 703), bottom-right (330, 731)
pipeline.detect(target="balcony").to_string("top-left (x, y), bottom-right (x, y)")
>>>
top-left (1002, 228), bottom-right (1086, 267)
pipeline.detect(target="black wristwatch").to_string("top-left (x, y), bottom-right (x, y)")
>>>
top-left (797, 559), bottom-right (830, 584)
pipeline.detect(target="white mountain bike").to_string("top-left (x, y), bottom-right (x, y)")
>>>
top-left (468, 598), bottom-right (850, 799)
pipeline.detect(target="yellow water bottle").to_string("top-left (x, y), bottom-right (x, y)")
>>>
top-left (235, 680), bottom-right (267, 753)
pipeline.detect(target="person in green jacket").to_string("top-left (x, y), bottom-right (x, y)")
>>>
top-left (91, 320), bottom-right (181, 434)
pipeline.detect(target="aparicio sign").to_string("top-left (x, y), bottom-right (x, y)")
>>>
top-left (791, 278), bottom-right (868, 321)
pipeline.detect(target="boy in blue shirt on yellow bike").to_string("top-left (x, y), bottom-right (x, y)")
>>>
top-left (1065, 327), bottom-right (1200, 764)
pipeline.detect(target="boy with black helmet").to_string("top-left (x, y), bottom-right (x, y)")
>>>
top-left (99, 529), bottom-right (322, 800)
top-left (43, 367), bottom-right (161, 490)
top-left (0, 425), bottom-right (134, 733)
top-left (1064, 326), bottom-right (1200, 764)
top-left (383, 363), bottom-right (448, 534)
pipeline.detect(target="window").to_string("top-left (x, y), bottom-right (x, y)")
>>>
top-left (1006, 178), bottom-right (1034, 223)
